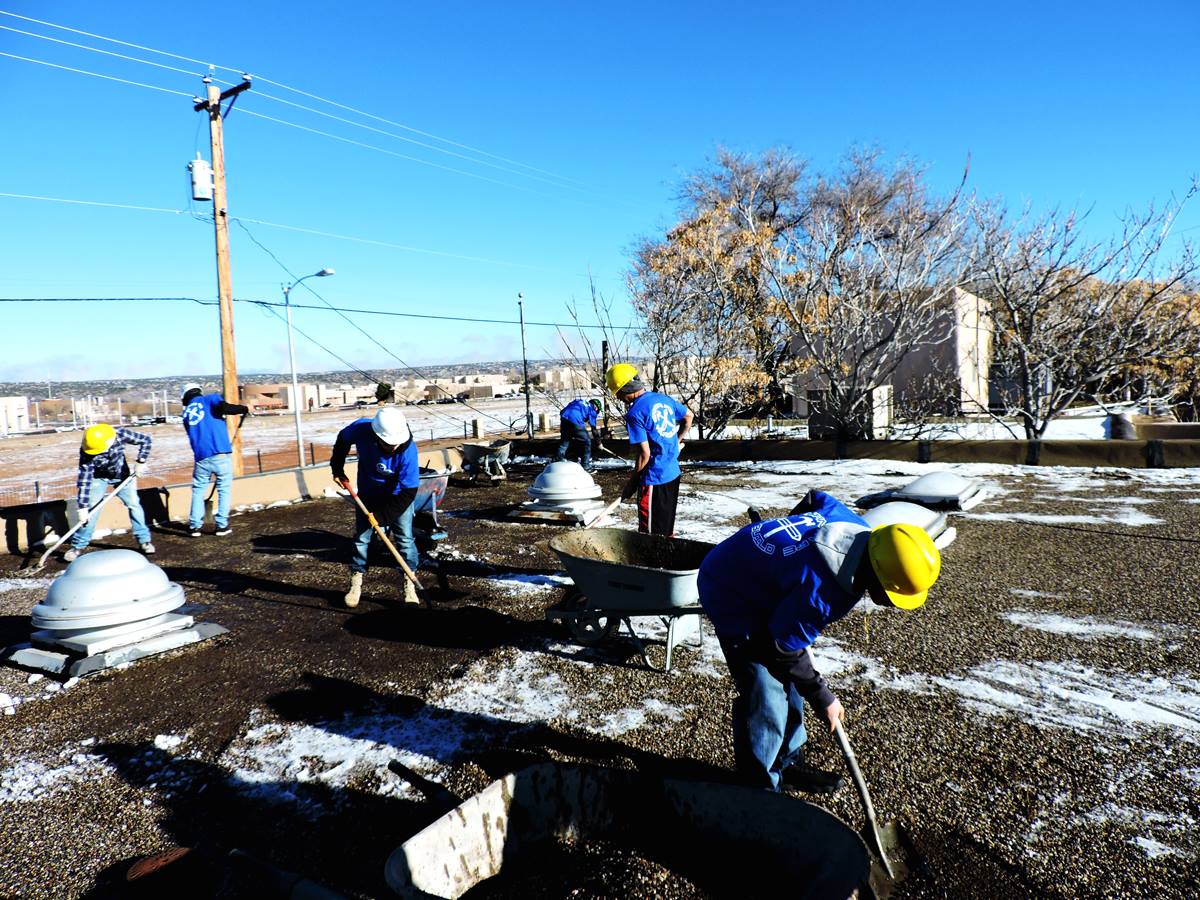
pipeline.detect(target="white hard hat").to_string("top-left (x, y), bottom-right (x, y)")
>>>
top-left (372, 407), bottom-right (411, 445)
top-left (181, 382), bottom-right (202, 399)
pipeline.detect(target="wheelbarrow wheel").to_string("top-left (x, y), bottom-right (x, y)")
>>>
top-left (561, 587), bottom-right (618, 646)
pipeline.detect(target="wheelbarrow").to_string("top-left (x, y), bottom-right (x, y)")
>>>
top-left (458, 440), bottom-right (510, 482)
top-left (546, 528), bottom-right (714, 672)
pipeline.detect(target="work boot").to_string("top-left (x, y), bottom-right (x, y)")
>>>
top-left (781, 754), bottom-right (845, 795)
top-left (403, 576), bottom-right (420, 606)
top-left (62, 547), bottom-right (80, 563)
top-left (344, 572), bottom-right (363, 608)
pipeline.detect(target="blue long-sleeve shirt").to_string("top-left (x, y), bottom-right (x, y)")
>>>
top-left (76, 427), bottom-right (152, 507)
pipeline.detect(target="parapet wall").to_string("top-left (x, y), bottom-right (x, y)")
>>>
top-left (514, 438), bottom-right (1200, 469)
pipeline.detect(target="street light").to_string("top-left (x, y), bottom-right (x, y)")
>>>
top-left (282, 267), bottom-right (334, 467)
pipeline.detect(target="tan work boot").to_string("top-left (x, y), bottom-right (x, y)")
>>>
top-left (402, 576), bottom-right (420, 606)
top-left (344, 572), bottom-right (363, 608)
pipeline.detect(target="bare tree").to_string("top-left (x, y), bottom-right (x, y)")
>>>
top-left (753, 150), bottom-right (971, 439)
top-left (970, 191), bottom-right (1197, 438)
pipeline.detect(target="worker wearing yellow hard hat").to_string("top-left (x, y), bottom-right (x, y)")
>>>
top-left (605, 363), bottom-right (694, 536)
top-left (697, 489), bottom-right (941, 794)
top-left (64, 422), bottom-right (156, 562)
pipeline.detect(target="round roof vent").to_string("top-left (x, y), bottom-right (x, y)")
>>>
top-left (528, 461), bottom-right (602, 502)
top-left (32, 549), bottom-right (185, 631)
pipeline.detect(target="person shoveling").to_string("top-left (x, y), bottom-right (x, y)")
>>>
top-left (62, 424), bottom-right (155, 562)
top-left (555, 398), bottom-right (603, 472)
top-left (697, 490), bottom-right (942, 795)
top-left (331, 407), bottom-right (422, 608)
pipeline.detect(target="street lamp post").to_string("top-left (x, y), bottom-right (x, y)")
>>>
top-left (282, 267), bottom-right (335, 467)
top-left (518, 292), bottom-right (533, 438)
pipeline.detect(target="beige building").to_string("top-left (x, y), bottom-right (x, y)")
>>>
top-left (792, 287), bottom-right (991, 423)
top-left (0, 396), bottom-right (30, 435)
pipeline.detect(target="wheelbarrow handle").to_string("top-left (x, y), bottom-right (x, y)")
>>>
top-left (834, 721), bottom-right (897, 880)
top-left (340, 480), bottom-right (424, 590)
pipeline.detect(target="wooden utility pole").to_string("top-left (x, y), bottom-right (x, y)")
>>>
top-left (196, 75), bottom-right (252, 475)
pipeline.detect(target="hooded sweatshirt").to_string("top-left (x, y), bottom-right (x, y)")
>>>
top-left (697, 491), bottom-right (871, 708)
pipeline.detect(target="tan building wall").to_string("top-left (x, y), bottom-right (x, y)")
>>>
top-left (0, 396), bottom-right (30, 435)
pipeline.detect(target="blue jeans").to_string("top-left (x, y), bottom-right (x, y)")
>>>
top-left (190, 453), bottom-right (233, 529)
top-left (556, 421), bottom-right (593, 469)
top-left (717, 634), bottom-right (808, 792)
top-left (351, 496), bottom-right (418, 575)
top-left (72, 477), bottom-right (151, 549)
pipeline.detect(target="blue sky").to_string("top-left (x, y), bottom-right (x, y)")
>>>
top-left (1, 0), bottom-right (1197, 382)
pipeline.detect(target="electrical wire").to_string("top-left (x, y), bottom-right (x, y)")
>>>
top-left (0, 191), bottom-right (571, 274)
top-left (0, 23), bottom-right (200, 78)
top-left (233, 218), bottom-right (520, 430)
top-left (234, 109), bottom-right (546, 195)
top-left (0, 8), bottom-right (588, 189)
top-left (0, 294), bottom-right (638, 330)
top-left (0, 50), bottom-right (192, 96)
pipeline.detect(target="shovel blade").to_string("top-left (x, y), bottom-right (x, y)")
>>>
top-left (864, 820), bottom-right (915, 898)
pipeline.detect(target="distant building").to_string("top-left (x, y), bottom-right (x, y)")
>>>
top-left (791, 287), bottom-right (992, 425)
top-left (541, 366), bottom-right (591, 391)
top-left (0, 396), bottom-right (30, 435)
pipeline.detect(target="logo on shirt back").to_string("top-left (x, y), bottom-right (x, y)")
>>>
top-left (749, 513), bottom-right (826, 556)
top-left (650, 403), bottom-right (678, 438)
top-left (375, 460), bottom-right (394, 475)
top-left (184, 403), bottom-right (205, 427)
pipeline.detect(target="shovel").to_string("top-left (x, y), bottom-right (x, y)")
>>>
top-left (21, 474), bottom-right (136, 574)
top-left (834, 720), bottom-right (914, 896)
top-left (341, 480), bottom-right (424, 605)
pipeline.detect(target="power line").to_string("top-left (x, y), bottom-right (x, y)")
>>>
top-left (233, 219), bottom-right (519, 430)
top-left (0, 23), bottom-right (199, 78)
top-left (234, 108), bottom-right (552, 196)
top-left (0, 296), bottom-right (638, 330)
top-left (0, 8), bottom-right (589, 190)
top-left (0, 191), bottom-right (568, 273)
top-left (0, 50), bottom-right (191, 97)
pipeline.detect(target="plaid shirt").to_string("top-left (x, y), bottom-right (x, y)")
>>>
top-left (75, 427), bottom-right (152, 508)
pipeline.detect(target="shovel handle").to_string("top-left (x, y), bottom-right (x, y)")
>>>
top-left (34, 473), bottom-right (138, 569)
top-left (583, 496), bottom-right (623, 530)
top-left (834, 721), bottom-right (897, 880)
top-left (341, 481), bottom-right (423, 589)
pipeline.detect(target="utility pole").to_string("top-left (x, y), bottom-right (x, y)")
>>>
top-left (518, 293), bottom-right (532, 438)
top-left (195, 73), bottom-right (252, 475)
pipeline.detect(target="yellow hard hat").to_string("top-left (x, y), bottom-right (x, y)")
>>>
top-left (605, 363), bottom-right (638, 394)
top-left (82, 423), bottom-right (117, 456)
top-left (866, 523), bottom-right (941, 610)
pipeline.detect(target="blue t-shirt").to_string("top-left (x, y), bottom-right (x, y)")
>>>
top-left (560, 399), bottom-right (598, 428)
top-left (337, 418), bottom-right (419, 498)
top-left (625, 391), bottom-right (688, 485)
top-left (698, 492), bottom-right (867, 651)
top-left (183, 394), bottom-right (234, 462)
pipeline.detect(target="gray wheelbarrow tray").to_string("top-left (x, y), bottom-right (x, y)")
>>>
top-left (546, 528), bottom-right (714, 672)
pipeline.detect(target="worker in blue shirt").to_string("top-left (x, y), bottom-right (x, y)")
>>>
top-left (331, 407), bottom-right (420, 608)
top-left (698, 490), bottom-right (942, 794)
top-left (556, 398), bottom-right (603, 471)
top-left (605, 363), bottom-right (693, 536)
top-left (181, 384), bottom-right (249, 538)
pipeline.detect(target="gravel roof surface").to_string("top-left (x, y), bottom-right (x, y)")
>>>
top-left (1, 457), bottom-right (1198, 898)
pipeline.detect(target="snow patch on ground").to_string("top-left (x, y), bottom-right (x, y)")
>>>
top-left (968, 508), bottom-right (1165, 527)
top-left (0, 577), bottom-right (54, 593)
top-left (485, 572), bottom-right (574, 593)
top-left (1008, 588), bottom-right (1066, 600)
top-left (1132, 836), bottom-right (1177, 858)
top-left (1003, 611), bottom-right (1162, 642)
top-left (934, 661), bottom-right (1200, 740)
top-left (0, 744), bottom-right (110, 802)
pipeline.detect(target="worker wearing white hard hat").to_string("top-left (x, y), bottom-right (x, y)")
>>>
top-left (330, 407), bottom-right (420, 607)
